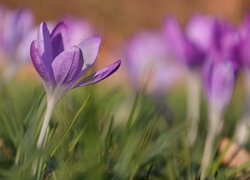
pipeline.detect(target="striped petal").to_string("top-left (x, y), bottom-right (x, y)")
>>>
top-left (51, 46), bottom-right (83, 86)
top-left (37, 22), bottom-right (53, 64)
top-left (51, 22), bottom-right (70, 58)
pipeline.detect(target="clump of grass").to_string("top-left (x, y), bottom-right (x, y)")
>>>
top-left (0, 80), bottom-right (249, 179)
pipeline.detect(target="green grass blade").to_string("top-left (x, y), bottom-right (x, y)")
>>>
top-left (50, 94), bottom-right (91, 157)
top-left (210, 138), bottom-right (233, 176)
top-left (125, 91), bottom-right (140, 131)
top-left (68, 127), bottom-right (86, 153)
top-left (105, 114), bottom-right (114, 151)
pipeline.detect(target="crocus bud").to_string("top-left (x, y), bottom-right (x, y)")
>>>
top-left (203, 60), bottom-right (235, 112)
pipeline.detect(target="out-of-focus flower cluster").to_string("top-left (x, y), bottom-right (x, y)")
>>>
top-left (125, 13), bottom-right (250, 110)
top-left (125, 15), bottom-right (250, 173)
top-left (0, 5), bottom-right (249, 117)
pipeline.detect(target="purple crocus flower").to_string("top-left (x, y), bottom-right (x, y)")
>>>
top-left (201, 59), bottom-right (236, 179)
top-left (239, 14), bottom-right (250, 68)
top-left (186, 14), bottom-right (218, 52)
top-left (163, 16), bottom-right (208, 69)
top-left (31, 22), bottom-right (120, 103)
top-left (164, 15), bottom-right (216, 146)
top-left (164, 14), bottom-right (241, 71)
top-left (0, 8), bottom-right (35, 80)
top-left (1, 8), bottom-right (34, 63)
top-left (31, 22), bottom-right (120, 148)
top-left (209, 20), bottom-right (241, 71)
top-left (125, 31), bottom-right (180, 93)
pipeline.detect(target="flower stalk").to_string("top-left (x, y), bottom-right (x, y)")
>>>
top-left (36, 97), bottom-right (56, 148)
top-left (235, 70), bottom-right (250, 145)
top-left (187, 70), bottom-right (201, 146)
top-left (200, 105), bottom-right (223, 179)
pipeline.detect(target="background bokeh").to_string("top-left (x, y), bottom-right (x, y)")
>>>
top-left (0, 0), bottom-right (249, 85)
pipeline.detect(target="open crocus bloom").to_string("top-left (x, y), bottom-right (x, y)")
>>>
top-left (209, 20), bottom-right (241, 72)
top-left (163, 16), bottom-right (208, 69)
top-left (30, 22), bottom-right (121, 103)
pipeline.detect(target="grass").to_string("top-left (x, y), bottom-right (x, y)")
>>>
top-left (0, 78), bottom-right (249, 180)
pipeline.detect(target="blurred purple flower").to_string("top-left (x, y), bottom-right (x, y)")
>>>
top-left (164, 14), bottom-right (241, 71)
top-left (209, 20), bottom-right (241, 71)
top-left (125, 31), bottom-right (180, 93)
top-left (164, 15), bottom-right (217, 145)
top-left (62, 16), bottom-right (93, 45)
top-left (203, 60), bottom-right (236, 111)
top-left (186, 14), bottom-right (218, 52)
top-left (239, 14), bottom-right (250, 68)
top-left (0, 8), bottom-right (35, 64)
top-left (30, 22), bottom-right (121, 103)
top-left (201, 58), bottom-right (237, 177)
top-left (163, 15), bottom-right (208, 69)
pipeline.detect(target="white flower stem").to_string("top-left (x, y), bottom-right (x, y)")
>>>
top-left (37, 97), bottom-right (56, 148)
top-left (36, 128), bottom-right (50, 180)
top-left (235, 70), bottom-right (250, 145)
top-left (200, 105), bottom-right (223, 180)
top-left (33, 97), bottom-right (56, 176)
top-left (186, 70), bottom-right (201, 146)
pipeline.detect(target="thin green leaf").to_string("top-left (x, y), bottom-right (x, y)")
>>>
top-left (50, 94), bottom-right (91, 157)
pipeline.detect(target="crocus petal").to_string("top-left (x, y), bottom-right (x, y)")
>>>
top-left (163, 16), bottom-right (185, 60)
top-left (0, 9), bottom-right (34, 64)
top-left (186, 14), bottom-right (216, 51)
top-left (239, 15), bottom-right (250, 68)
top-left (15, 9), bottom-right (34, 38)
top-left (30, 40), bottom-right (51, 81)
top-left (78, 36), bottom-right (101, 73)
top-left (73, 60), bottom-right (121, 87)
top-left (51, 46), bottom-right (83, 85)
top-left (184, 40), bottom-right (206, 68)
top-left (37, 22), bottom-right (53, 64)
top-left (51, 22), bottom-right (70, 58)
top-left (2, 10), bottom-right (22, 54)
